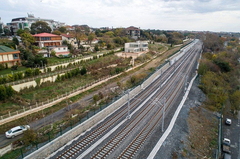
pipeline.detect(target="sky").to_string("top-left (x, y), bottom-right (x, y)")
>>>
top-left (0, 0), bottom-right (240, 32)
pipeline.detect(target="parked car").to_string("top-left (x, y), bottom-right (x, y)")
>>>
top-left (223, 138), bottom-right (231, 146)
top-left (225, 118), bottom-right (232, 125)
top-left (223, 153), bottom-right (231, 159)
top-left (5, 125), bottom-right (30, 139)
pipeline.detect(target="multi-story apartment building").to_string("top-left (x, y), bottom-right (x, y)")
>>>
top-left (0, 45), bottom-right (20, 67)
top-left (7, 13), bottom-right (65, 35)
top-left (125, 26), bottom-right (141, 40)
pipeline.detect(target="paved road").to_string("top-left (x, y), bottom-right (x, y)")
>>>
top-left (222, 112), bottom-right (240, 159)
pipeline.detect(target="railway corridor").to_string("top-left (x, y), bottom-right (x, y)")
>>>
top-left (49, 40), bottom-right (203, 159)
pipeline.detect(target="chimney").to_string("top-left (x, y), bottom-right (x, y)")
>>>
top-left (67, 32), bottom-right (69, 35)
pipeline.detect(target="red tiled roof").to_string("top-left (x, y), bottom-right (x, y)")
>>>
top-left (32, 33), bottom-right (59, 37)
top-left (66, 25), bottom-right (73, 29)
top-left (126, 26), bottom-right (140, 31)
top-left (61, 34), bottom-right (73, 38)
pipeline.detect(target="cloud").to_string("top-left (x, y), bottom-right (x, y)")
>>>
top-left (1, 0), bottom-right (240, 32)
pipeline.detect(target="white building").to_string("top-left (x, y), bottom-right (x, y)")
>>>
top-left (49, 46), bottom-right (70, 57)
top-left (7, 13), bottom-right (65, 35)
top-left (125, 41), bottom-right (148, 53)
top-left (61, 33), bottom-right (78, 48)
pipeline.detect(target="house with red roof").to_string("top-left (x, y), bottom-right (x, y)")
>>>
top-left (61, 33), bottom-right (78, 48)
top-left (125, 26), bottom-right (140, 40)
top-left (33, 33), bottom-right (62, 48)
top-left (32, 33), bottom-right (70, 57)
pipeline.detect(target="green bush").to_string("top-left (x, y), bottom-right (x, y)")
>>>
top-left (18, 72), bottom-right (23, 80)
top-left (6, 85), bottom-right (14, 97)
top-left (0, 64), bottom-right (4, 70)
top-left (0, 85), bottom-right (7, 100)
top-left (13, 73), bottom-right (19, 81)
top-left (25, 68), bottom-right (33, 77)
top-left (34, 68), bottom-right (40, 75)
top-left (80, 66), bottom-right (87, 75)
top-left (7, 74), bottom-right (14, 82)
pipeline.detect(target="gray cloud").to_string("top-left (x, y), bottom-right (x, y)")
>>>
top-left (0, 0), bottom-right (239, 32)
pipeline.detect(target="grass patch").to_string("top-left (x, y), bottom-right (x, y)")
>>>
top-left (0, 66), bottom-right (27, 76)
top-left (47, 56), bottom-right (72, 66)
top-left (149, 43), bottom-right (165, 52)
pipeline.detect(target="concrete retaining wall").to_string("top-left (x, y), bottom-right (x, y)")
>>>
top-left (25, 93), bottom-right (129, 158)
top-left (12, 73), bottom-right (65, 92)
top-left (0, 144), bottom-right (12, 157)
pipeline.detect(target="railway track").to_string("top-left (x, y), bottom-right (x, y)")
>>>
top-left (89, 42), bottom-right (201, 159)
top-left (51, 40), bottom-right (200, 159)
top-left (116, 44), bottom-right (200, 159)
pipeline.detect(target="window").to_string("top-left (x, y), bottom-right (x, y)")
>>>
top-left (58, 48), bottom-right (60, 50)
top-left (13, 54), bottom-right (18, 59)
top-left (63, 48), bottom-right (66, 50)
top-left (41, 37), bottom-right (51, 41)
top-left (13, 129), bottom-right (22, 133)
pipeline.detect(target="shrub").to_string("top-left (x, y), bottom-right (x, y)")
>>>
top-left (7, 74), bottom-right (14, 82)
top-left (34, 68), bottom-right (40, 76)
top-left (0, 85), bottom-right (7, 100)
top-left (0, 64), bottom-right (4, 70)
top-left (17, 72), bottom-right (23, 80)
top-left (51, 50), bottom-right (56, 57)
top-left (25, 68), bottom-right (33, 77)
top-left (56, 74), bottom-right (61, 82)
top-left (11, 65), bottom-right (18, 70)
top-left (80, 66), bottom-right (87, 75)
top-left (13, 73), bottom-right (19, 81)
top-left (6, 85), bottom-right (14, 97)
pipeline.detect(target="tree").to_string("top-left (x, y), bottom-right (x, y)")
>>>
top-left (17, 29), bottom-right (25, 36)
top-left (30, 21), bottom-right (52, 34)
top-left (52, 30), bottom-right (61, 35)
top-left (0, 28), bottom-right (3, 35)
top-left (51, 50), bottom-right (56, 57)
top-left (105, 31), bottom-right (114, 38)
top-left (94, 44), bottom-right (99, 52)
top-left (20, 32), bottom-right (35, 48)
top-left (74, 28), bottom-right (87, 49)
top-left (88, 33), bottom-right (95, 45)
top-left (230, 90), bottom-right (240, 112)
top-left (13, 37), bottom-right (19, 45)
top-left (58, 26), bottom-right (66, 33)
top-left (4, 28), bottom-right (11, 36)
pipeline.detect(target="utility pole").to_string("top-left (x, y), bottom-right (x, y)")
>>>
top-left (127, 89), bottom-right (130, 119)
top-left (160, 69), bottom-right (162, 88)
top-left (162, 97), bottom-right (166, 132)
top-left (185, 74), bottom-right (188, 92)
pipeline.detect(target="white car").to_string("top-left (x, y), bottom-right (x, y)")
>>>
top-left (223, 138), bottom-right (231, 146)
top-left (225, 118), bottom-right (232, 125)
top-left (5, 125), bottom-right (30, 139)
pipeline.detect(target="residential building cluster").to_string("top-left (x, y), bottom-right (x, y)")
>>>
top-left (0, 13), bottom-right (147, 67)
